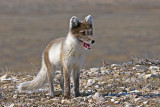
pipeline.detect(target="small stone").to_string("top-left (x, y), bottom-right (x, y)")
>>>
top-left (111, 98), bottom-right (115, 102)
top-left (94, 85), bottom-right (99, 89)
top-left (61, 99), bottom-right (70, 104)
top-left (111, 64), bottom-right (119, 67)
top-left (124, 103), bottom-right (134, 107)
top-left (149, 66), bottom-right (159, 72)
top-left (50, 98), bottom-right (61, 103)
top-left (54, 90), bottom-right (62, 96)
top-left (88, 98), bottom-right (94, 103)
top-left (13, 94), bottom-right (18, 99)
top-left (114, 100), bottom-right (120, 104)
top-left (135, 73), bottom-right (144, 79)
top-left (143, 74), bottom-right (152, 79)
top-left (0, 74), bottom-right (9, 81)
top-left (129, 87), bottom-right (135, 91)
top-left (90, 68), bottom-right (99, 73)
top-left (46, 100), bottom-right (53, 104)
top-left (125, 77), bottom-right (137, 83)
top-left (151, 73), bottom-right (159, 78)
top-left (87, 79), bottom-right (96, 86)
top-left (92, 92), bottom-right (106, 102)
top-left (55, 70), bottom-right (61, 74)
top-left (143, 101), bottom-right (148, 104)
top-left (9, 103), bottom-right (15, 107)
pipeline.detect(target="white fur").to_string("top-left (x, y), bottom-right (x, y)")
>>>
top-left (63, 33), bottom-right (86, 68)
top-left (69, 16), bottom-right (79, 30)
top-left (18, 58), bottom-right (47, 92)
top-left (85, 15), bottom-right (93, 27)
top-left (49, 42), bottom-right (61, 66)
top-left (17, 15), bottom-right (93, 94)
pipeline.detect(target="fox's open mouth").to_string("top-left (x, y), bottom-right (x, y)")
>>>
top-left (83, 42), bottom-right (91, 49)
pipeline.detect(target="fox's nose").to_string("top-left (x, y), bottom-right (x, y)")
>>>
top-left (91, 40), bottom-right (95, 44)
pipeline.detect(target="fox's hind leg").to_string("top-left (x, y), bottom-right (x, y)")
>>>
top-left (47, 66), bottom-right (55, 97)
top-left (60, 67), bottom-right (64, 92)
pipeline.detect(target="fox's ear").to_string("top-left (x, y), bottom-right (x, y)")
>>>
top-left (85, 15), bottom-right (93, 27)
top-left (69, 16), bottom-right (80, 29)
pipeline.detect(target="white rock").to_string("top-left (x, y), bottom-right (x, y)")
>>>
top-left (114, 100), bottom-right (120, 104)
top-left (55, 70), bottom-right (61, 74)
top-left (111, 98), bottom-right (115, 102)
top-left (61, 99), bottom-right (70, 104)
top-left (143, 73), bottom-right (159, 79)
top-left (9, 103), bottom-right (14, 107)
top-left (92, 92), bottom-right (106, 102)
top-left (101, 70), bottom-right (111, 74)
top-left (111, 64), bottom-right (119, 67)
top-left (143, 101), bottom-right (148, 104)
top-left (126, 77), bottom-right (137, 83)
top-left (0, 74), bottom-right (9, 81)
top-left (94, 85), bottom-right (100, 89)
top-left (149, 66), bottom-right (159, 72)
top-left (87, 79), bottom-right (96, 86)
top-left (90, 68), bottom-right (99, 73)
top-left (135, 73), bottom-right (144, 79)
top-left (13, 94), bottom-right (18, 99)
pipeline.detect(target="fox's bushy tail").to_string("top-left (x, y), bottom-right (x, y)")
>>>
top-left (18, 60), bottom-right (47, 92)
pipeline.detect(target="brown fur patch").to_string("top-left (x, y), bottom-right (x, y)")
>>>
top-left (70, 21), bottom-right (93, 43)
top-left (71, 22), bottom-right (92, 35)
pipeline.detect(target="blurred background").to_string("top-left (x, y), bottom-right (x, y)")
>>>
top-left (0, 0), bottom-right (160, 72)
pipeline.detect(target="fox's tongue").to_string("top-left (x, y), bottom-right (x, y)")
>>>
top-left (83, 43), bottom-right (91, 49)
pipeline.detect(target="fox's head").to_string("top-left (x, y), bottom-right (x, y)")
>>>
top-left (69, 15), bottom-right (95, 50)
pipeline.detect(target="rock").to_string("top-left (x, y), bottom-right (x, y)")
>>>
top-left (101, 70), bottom-right (111, 74)
top-left (88, 98), bottom-right (95, 103)
top-left (9, 103), bottom-right (15, 107)
top-left (54, 90), bottom-right (62, 96)
top-left (126, 77), bottom-right (137, 83)
top-left (143, 101), bottom-right (148, 104)
top-left (151, 73), bottom-right (159, 78)
top-left (90, 68), bottom-right (99, 73)
top-left (111, 98), bottom-right (115, 102)
top-left (13, 94), bottom-right (18, 99)
top-left (111, 64), bottom-right (119, 67)
top-left (149, 66), bottom-right (160, 72)
top-left (0, 74), bottom-right (9, 81)
top-left (114, 100), bottom-right (120, 104)
top-left (143, 74), bottom-right (152, 79)
top-left (50, 98), bottom-right (61, 103)
top-left (61, 99), bottom-right (70, 104)
top-left (94, 85), bottom-right (99, 89)
top-left (55, 70), bottom-right (61, 74)
top-left (46, 100), bottom-right (53, 104)
top-left (111, 64), bottom-right (120, 70)
top-left (124, 103), bottom-right (134, 107)
top-left (129, 87), bottom-right (135, 91)
top-left (87, 79), bottom-right (96, 86)
top-left (135, 73), bottom-right (144, 79)
top-left (144, 73), bottom-right (159, 79)
top-left (92, 92), bottom-right (106, 102)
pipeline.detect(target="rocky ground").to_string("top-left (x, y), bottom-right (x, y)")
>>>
top-left (0, 59), bottom-right (160, 107)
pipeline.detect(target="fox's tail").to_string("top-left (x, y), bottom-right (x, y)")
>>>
top-left (18, 60), bottom-right (48, 92)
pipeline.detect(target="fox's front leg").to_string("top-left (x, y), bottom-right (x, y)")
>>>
top-left (72, 67), bottom-right (80, 97)
top-left (63, 67), bottom-right (71, 99)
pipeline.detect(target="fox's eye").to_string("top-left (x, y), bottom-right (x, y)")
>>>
top-left (80, 31), bottom-right (85, 35)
